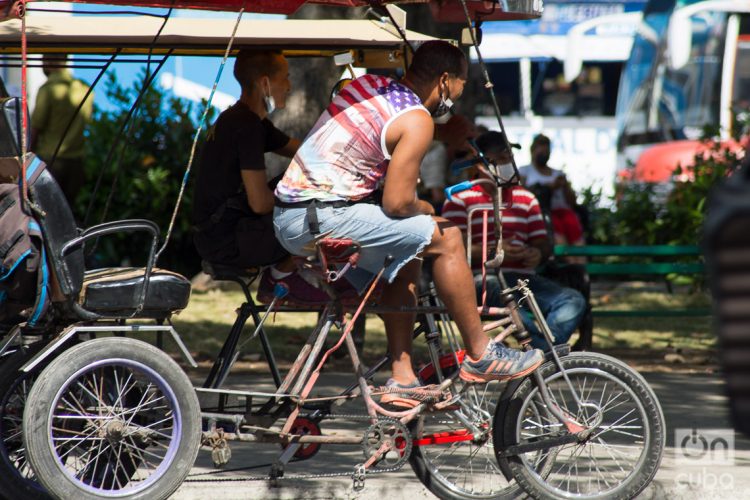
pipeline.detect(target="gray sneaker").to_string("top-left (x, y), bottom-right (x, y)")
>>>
top-left (380, 379), bottom-right (438, 409)
top-left (459, 341), bottom-right (544, 382)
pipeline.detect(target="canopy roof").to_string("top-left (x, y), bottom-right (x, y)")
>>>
top-left (0, 0), bottom-right (542, 22)
top-left (61, 0), bottom-right (426, 14)
top-left (0, 15), bottom-right (439, 66)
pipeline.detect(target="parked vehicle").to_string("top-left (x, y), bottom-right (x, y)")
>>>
top-left (615, 0), bottom-right (750, 184)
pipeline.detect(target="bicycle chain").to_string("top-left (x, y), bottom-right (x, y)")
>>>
top-left (186, 414), bottom-right (408, 483)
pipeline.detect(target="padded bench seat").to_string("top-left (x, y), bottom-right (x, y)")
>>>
top-left (80, 267), bottom-right (191, 315)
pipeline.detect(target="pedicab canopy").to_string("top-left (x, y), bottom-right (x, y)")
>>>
top-left (0, 15), bottom-right (440, 67)
top-left (0, 0), bottom-right (543, 22)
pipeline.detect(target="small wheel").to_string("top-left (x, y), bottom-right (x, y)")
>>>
top-left (0, 341), bottom-right (51, 499)
top-left (409, 379), bottom-right (523, 500)
top-left (23, 338), bottom-right (201, 500)
top-left (496, 352), bottom-right (665, 500)
top-left (281, 417), bottom-right (321, 460)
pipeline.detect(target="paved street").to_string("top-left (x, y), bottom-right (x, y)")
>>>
top-left (173, 369), bottom-right (750, 500)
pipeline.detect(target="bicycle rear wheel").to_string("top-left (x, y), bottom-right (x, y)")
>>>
top-left (23, 338), bottom-right (200, 500)
top-left (409, 380), bottom-right (523, 500)
top-left (496, 352), bottom-right (665, 500)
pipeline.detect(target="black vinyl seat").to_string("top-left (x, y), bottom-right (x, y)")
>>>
top-left (26, 159), bottom-right (190, 321)
top-left (81, 268), bottom-right (190, 316)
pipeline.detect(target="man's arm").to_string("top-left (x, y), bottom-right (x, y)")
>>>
top-left (382, 110), bottom-right (435, 217)
top-left (523, 237), bottom-right (552, 269)
top-left (273, 137), bottom-right (301, 159)
top-left (30, 85), bottom-right (50, 151)
top-left (241, 169), bottom-right (275, 214)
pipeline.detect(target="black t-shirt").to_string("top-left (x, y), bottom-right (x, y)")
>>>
top-left (192, 102), bottom-right (289, 226)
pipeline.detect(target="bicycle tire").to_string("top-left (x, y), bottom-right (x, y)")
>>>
top-left (409, 380), bottom-right (524, 500)
top-left (23, 338), bottom-right (201, 500)
top-left (0, 341), bottom-right (51, 500)
top-left (495, 352), bottom-right (665, 500)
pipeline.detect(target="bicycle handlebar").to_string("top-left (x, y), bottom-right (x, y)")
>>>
top-left (443, 180), bottom-right (474, 200)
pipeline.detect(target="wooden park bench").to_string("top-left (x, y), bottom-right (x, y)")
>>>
top-left (554, 244), bottom-right (710, 318)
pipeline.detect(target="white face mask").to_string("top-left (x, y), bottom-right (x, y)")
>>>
top-left (495, 162), bottom-right (516, 183)
top-left (262, 78), bottom-right (276, 114)
top-left (431, 82), bottom-right (453, 124)
top-left (432, 107), bottom-right (452, 125)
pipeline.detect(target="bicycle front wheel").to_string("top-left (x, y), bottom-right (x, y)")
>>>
top-left (496, 352), bottom-right (665, 500)
top-left (409, 380), bottom-right (523, 500)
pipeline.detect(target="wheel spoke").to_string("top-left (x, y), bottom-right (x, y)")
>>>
top-left (515, 362), bottom-right (657, 498)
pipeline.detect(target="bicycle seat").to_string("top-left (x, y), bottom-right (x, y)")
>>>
top-left (80, 267), bottom-right (191, 317)
top-left (315, 238), bottom-right (360, 283)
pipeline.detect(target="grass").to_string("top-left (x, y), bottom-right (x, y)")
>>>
top-left (165, 283), bottom-right (715, 373)
top-left (588, 284), bottom-right (714, 351)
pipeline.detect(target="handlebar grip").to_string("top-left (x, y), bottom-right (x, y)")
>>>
top-left (444, 181), bottom-right (474, 200)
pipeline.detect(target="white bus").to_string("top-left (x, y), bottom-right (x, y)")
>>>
top-left (473, 0), bottom-right (647, 197)
top-left (615, 0), bottom-right (750, 184)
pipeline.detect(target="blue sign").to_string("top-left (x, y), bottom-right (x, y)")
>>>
top-left (482, 0), bottom-right (648, 36)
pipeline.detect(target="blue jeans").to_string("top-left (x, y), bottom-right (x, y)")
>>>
top-left (476, 272), bottom-right (586, 350)
top-left (274, 204), bottom-right (435, 293)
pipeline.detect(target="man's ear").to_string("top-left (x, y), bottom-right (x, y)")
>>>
top-left (260, 75), bottom-right (271, 92)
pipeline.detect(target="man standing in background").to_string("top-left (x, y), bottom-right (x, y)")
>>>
top-left (31, 53), bottom-right (93, 205)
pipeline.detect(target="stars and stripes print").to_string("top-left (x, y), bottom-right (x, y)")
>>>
top-left (275, 74), bottom-right (429, 204)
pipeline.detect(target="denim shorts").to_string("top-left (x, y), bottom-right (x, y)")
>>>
top-left (273, 204), bottom-right (435, 292)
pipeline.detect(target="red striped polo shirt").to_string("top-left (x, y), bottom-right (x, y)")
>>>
top-left (442, 185), bottom-right (548, 271)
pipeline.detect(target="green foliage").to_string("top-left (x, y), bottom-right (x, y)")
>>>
top-left (581, 116), bottom-right (748, 248)
top-left (79, 71), bottom-right (215, 276)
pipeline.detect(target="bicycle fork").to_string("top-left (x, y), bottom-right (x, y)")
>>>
top-left (503, 281), bottom-right (595, 437)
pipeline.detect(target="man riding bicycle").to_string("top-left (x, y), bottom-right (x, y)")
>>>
top-left (273, 40), bottom-right (543, 407)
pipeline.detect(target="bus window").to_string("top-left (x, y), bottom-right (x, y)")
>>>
top-left (482, 62), bottom-right (521, 116)
top-left (618, 9), bottom-right (727, 147)
top-left (733, 19), bottom-right (750, 121)
top-left (530, 60), bottom-right (620, 117)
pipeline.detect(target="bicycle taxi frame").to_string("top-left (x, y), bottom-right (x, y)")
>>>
top-left (0, 3), bottom-right (665, 500)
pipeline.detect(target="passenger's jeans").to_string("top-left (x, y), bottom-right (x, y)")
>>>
top-left (476, 272), bottom-right (586, 350)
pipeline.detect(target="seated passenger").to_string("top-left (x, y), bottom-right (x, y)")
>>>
top-left (191, 49), bottom-right (325, 303)
top-left (273, 41), bottom-right (544, 407)
top-left (519, 134), bottom-right (586, 263)
top-left (442, 131), bottom-right (586, 349)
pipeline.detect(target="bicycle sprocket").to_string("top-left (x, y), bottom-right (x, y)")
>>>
top-left (361, 418), bottom-right (412, 470)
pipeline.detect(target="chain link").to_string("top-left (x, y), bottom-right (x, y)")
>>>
top-left (186, 414), bottom-right (408, 483)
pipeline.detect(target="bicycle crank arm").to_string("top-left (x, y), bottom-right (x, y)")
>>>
top-left (496, 433), bottom-right (580, 457)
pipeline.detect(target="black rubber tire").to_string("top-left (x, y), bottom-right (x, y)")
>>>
top-left (23, 338), bottom-right (201, 500)
top-left (0, 341), bottom-right (51, 500)
top-left (496, 352), bottom-right (665, 500)
top-left (409, 380), bottom-right (524, 500)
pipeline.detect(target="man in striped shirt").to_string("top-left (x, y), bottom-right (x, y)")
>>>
top-left (443, 131), bottom-right (586, 349)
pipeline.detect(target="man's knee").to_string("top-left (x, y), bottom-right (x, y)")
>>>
top-left (554, 288), bottom-right (586, 321)
top-left (429, 218), bottom-right (465, 254)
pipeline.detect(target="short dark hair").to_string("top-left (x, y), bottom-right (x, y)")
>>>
top-left (408, 40), bottom-right (467, 83)
top-left (476, 131), bottom-right (518, 156)
top-left (531, 133), bottom-right (551, 149)
top-left (233, 49), bottom-right (284, 90)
